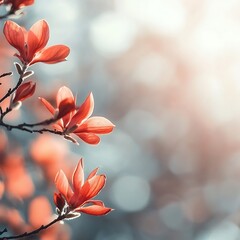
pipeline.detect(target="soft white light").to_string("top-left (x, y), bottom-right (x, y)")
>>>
top-left (110, 175), bottom-right (151, 212)
top-left (34, 0), bottom-right (79, 22)
top-left (132, 54), bottom-right (175, 87)
top-left (89, 12), bottom-right (137, 57)
top-left (159, 202), bottom-right (186, 230)
top-left (195, 221), bottom-right (240, 240)
top-left (123, 109), bottom-right (159, 140)
top-left (169, 151), bottom-right (197, 175)
top-left (115, 0), bottom-right (186, 35)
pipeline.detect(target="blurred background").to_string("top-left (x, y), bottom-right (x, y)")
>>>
top-left (2, 0), bottom-right (240, 239)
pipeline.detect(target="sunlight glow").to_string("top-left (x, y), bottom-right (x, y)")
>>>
top-left (110, 175), bottom-right (151, 212)
top-left (89, 12), bottom-right (137, 57)
top-left (115, 0), bottom-right (186, 35)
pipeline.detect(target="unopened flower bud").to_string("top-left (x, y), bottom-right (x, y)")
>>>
top-left (12, 81), bottom-right (36, 105)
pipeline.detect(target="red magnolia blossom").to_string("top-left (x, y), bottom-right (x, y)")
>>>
top-left (3, 0), bottom-right (34, 10)
top-left (3, 20), bottom-right (70, 66)
top-left (11, 81), bottom-right (36, 107)
top-left (54, 159), bottom-right (112, 217)
top-left (39, 86), bottom-right (115, 144)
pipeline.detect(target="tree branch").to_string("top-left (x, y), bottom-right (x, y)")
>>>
top-left (17, 117), bottom-right (57, 128)
top-left (0, 66), bottom-right (27, 104)
top-left (0, 121), bottom-right (64, 136)
top-left (0, 72), bottom-right (12, 79)
top-left (0, 215), bottom-right (65, 240)
top-left (0, 228), bottom-right (7, 236)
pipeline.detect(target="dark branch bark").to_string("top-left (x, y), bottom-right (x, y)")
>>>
top-left (0, 66), bottom-right (27, 104)
top-left (0, 215), bottom-right (65, 240)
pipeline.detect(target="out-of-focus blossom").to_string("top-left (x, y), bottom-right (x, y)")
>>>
top-left (3, 20), bottom-right (70, 66)
top-left (28, 196), bottom-right (71, 240)
top-left (0, 181), bottom-right (4, 199)
top-left (40, 86), bottom-right (115, 144)
top-left (0, 205), bottom-right (29, 234)
top-left (1, 153), bottom-right (34, 199)
top-left (54, 159), bottom-right (112, 217)
top-left (28, 196), bottom-right (52, 229)
top-left (11, 81), bottom-right (36, 108)
top-left (0, 197), bottom-right (70, 240)
top-left (0, 131), bottom-right (8, 159)
top-left (30, 135), bottom-right (71, 181)
top-left (3, 0), bottom-right (34, 11)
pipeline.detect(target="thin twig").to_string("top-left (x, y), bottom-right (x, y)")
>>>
top-left (0, 121), bottom-right (63, 135)
top-left (0, 215), bottom-right (64, 240)
top-left (0, 72), bottom-right (12, 79)
top-left (31, 128), bottom-right (63, 135)
top-left (0, 228), bottom-right (7, 236)
top-left (0, 107), bottom-right (12, 121)
top-left (0, 78), bottom-right (23, 104)
top-left (17, 117), bottom-right (56, 128)
top-left (0, 65), bottom-right (27, 104)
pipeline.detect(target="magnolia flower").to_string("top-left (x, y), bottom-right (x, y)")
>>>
top-left (54, 159), bottom-right (112, 218)
top-left (3, 0), bottom-right (34, 11)
top-left (3, 20), bottom-right (70, 66)
top-left (39, 86), bottom-right (115, 144)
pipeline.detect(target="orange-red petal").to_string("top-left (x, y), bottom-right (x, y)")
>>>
top-left (3, 21), bottom-right (25, 57)
top-left (72, 159), bottom-right (84, 193)
top-left (67, 93), bottom-right (94, 130)
top-left (87, 167), bottom-right (99, 180)
top-left (74, 132), bottom-right (100, 144)
top-left (27, 20), bottom-right (49, 61)
top-left (58, 98), bottom-right (75, 119)
top-left (81, 174), bottom-right (106, 200)
top-left (74, 117), bottom-right (115, 134)
top-left (52, 122), bottom-right (64, 131)
top-left (39, 97), bottom-right (55, 115)
top-left (76, 200), bottom-right (112, 215)
top-left (56, 86), bottom-right (74, 108)
top-left (30, 45), bottom-right (70, 65)
top-left (13, 81), bottom-right (36, 103)
top-left (9, 0), bottom-right (34, 9)
top-left (55, 170), bottom-right (73, 201)
top-left (56, 87), bottom-right (76, 119)
top-left (18, 0), bottom-right (34, 8)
